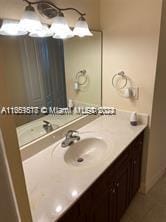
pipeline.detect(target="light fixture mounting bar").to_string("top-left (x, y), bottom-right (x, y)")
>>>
top-left (23, 0), bottom-right (86, 17)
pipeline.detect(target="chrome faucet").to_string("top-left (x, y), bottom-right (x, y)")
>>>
top-left (61, 130), bottom-right (80, 148)
top-left (43, 120), bottom-right (53, 133)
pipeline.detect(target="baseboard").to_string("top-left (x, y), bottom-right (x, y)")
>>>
top-left (139, 167), bottom-right (166, 194)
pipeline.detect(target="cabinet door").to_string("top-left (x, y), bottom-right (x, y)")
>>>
top-left (109, 185), bottom-right (116, 222)
top-left (130, 150), bottom-right (142, 199)
top-left (115, 162), bottom-right (130, 221)
top-left (78, 188), bottom-right (93, 222)
top-left (91, 191), bottom-right (109, 222)
top-left (130, 135), bottom-right (143, 200)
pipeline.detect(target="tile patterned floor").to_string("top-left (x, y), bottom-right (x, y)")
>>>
top-left (121, 173), bottom-right (166, 222)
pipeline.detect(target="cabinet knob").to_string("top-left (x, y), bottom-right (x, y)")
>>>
top-left (116, 182), bottom-right (119, 187)
top-left (133, 160), bottom-right (137, 165)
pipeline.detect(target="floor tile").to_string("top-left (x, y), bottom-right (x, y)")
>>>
top-left (142, 202), bottom-right (166, 222)
top-left (149, 176), bottom-right (166, 206)
top-left (121, 173), bottom-right (166, 222)
top-left (120, 212), bottom-right (134, 222)
top-left (124, 193), bottom-right (156, 222)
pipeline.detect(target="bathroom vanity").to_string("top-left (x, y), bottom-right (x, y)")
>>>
top-left (22, 111), bottom-right (148, 222)
top-left (58, 132), bottom-right (144, 222)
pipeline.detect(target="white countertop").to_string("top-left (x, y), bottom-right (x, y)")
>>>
top-left (23, 111), bottom-right (148, 222)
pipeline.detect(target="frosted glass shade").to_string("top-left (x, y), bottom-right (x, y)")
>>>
top-left (73, 17), bottom-right (93, 37)
top-left (0, 19), bottom-right (27, 36)
top-left (50, 13), bottom-right (73, 39)
top-left (18, 5), bottom-right (42, 33)
top-left (29, 24), bottom-right (53, 38)
top-left (53, 32), bottom-right (74, 39)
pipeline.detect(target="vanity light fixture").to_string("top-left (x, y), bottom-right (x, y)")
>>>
top-left (18, 3), bottom-right (43, 33)
top-left (29, 24), bottom-right (52, 38)
top-left (0, 0), bottom-right (93, 39)
top-left (73, 16), bottom-right (93, 37)
top-left (50, 11), bottom-right (74, 39)
top-left (0, 19), bottom-right (27, 36)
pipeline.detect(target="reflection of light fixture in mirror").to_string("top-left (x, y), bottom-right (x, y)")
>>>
top-left (0, 0), bottom-right (92, 38)
top-left (73, 17), bottom-right (93, 37)
top-left (55, 205), bottom-right (63, 213)
top-left (0, 19), bottom-right (27, 36)
top-left (50, 11), bottom-right (73, 39)
top-left (29, 24), bottom-right (52, 38)
top-left (71, 190), bottom-right (78, 198)
top-left (18, 4), bottom-right (43, 33)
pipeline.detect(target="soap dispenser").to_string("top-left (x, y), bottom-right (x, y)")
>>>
top-left (130, 112), bottom-right (138, 126)
top-left (68, 99), bottom-right (74, 112)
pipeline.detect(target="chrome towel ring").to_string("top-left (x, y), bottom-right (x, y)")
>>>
top-left (112, 71), bottom-right (128, 89)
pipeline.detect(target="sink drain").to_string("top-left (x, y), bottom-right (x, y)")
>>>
top-left (77, 157), bottom-right (84, 163)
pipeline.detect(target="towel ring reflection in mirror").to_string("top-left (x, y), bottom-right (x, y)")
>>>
top-left (74, 70), bottom-right (88, 92)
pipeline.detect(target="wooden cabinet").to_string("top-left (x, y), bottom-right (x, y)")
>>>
top-left (58, 132), bottom-right (144, 222)
top-left (108, 182), bottom-right (117, 222)
top-left (91, 191), bottom-right (110, 222)
top-left (130, 133), bottom-right (144, 201)
top-left (115, 162), bottom-right (130, 221)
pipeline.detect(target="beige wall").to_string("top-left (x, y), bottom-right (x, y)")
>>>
top-left (100, 0), bottom-right (163, 192)
top-left (0, 54), bottom-right (32, 221)
top-left (145, 0), bottom-right (166, 191)
top-left (64, 32), bottom-right (102, 106)
top-left (100, 0), bottom-right (162, 116)
top-left (0, 0), bottom-right (100, 30)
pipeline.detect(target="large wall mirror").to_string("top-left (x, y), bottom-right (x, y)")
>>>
top-left (0, 31), bottom-right (102, 147)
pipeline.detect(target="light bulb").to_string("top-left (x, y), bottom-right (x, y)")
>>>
top-left (0, 19), bottom-right (27, 36)
top-left (73, 17), bottom-right (93, 37)
top-left (50, 11), bottom-right (73, 39)
top-left (18, 4), bottom-right (42, 33)
top-left (29, 24), bottom-right (53, 38)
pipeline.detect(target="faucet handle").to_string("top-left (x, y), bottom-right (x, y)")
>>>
top-left (65, 130), bottom-right (79, 138)
top-left (43, 120), bottom-right (51, 126)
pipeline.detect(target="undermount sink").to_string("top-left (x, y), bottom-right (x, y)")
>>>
top-left (64, 137), bottom-right (108, 167)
